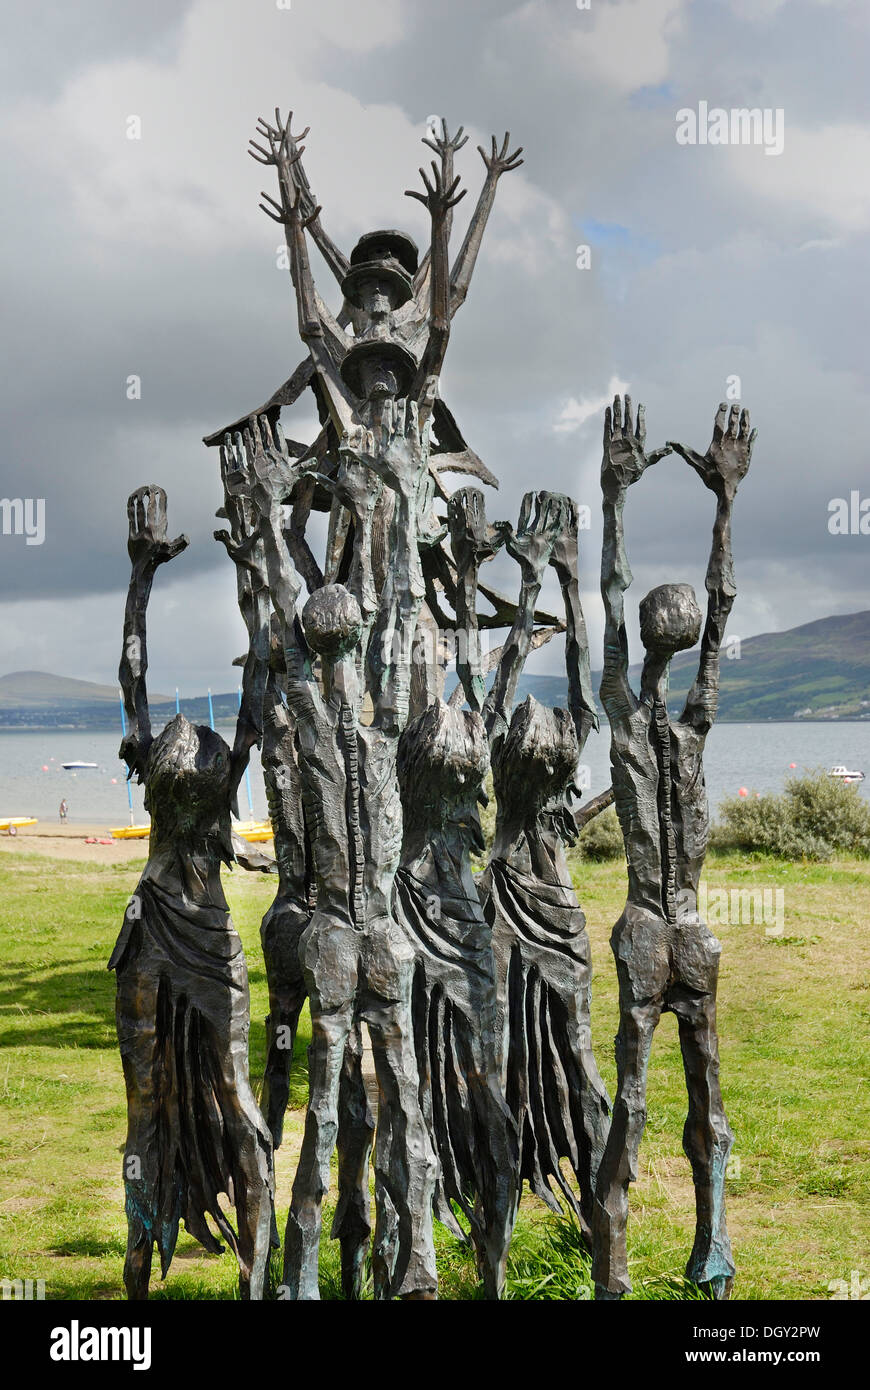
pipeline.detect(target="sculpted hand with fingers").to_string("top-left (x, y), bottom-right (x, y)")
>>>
top-left (478, 131), bottom-right (525, 179)
top-left (669, 402), bottom-right (756, 500)
top-left (602, 395), bottom-right (671, 499)
top-left (126, 485), bottom-right (188, 575)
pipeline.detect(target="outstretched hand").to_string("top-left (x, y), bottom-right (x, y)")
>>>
top-left (504, 491), bottom-right (566, 581)
top-left (422, 118), bottom-right (469, 161)
top-left (251, 110), bottom-right (321, 230)
top-left (449, 486), bottom-right (503, 574)
top-left (668, 403), bottom-right (756, 501)
top-left (601, 394), bottom-right (670, 501)
top-left (478, 132), bottom-right (524, 178)
top-left (214, 434), bottom-right (264, 572)
top-left (354, 397), bottom-right (432, 500)
top-left (226, 414), bottom-right (307, 518)
top-left (248, 108), bottom-right (310, 168)
top-left (126, 486), bottom-right (188, 572)
top-left (405, 160), bottom-right (466, 221)
top-left (548, 496), bottom-right (580, 582)
top-left (332, 426), bottom-right (385, 525)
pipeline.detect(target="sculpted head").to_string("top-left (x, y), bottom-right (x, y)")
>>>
top-left (639, 583), bottom-right (702, 659)
top-left (301, 584), bottom-right (363, 662)
top-left (398, 699), bottom-right (489, 830)
top-left (144, 713), bottom-right (233, 857)
top-left (494, 696), bottom-right (578, 812)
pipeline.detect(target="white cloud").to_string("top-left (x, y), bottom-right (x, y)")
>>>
top-left (727, 0), bottom-right (850, 20)
top-left (510, 0), bottom-right (688, 94)
top-left (553, 375), bottom-right (629, 434)
top-left (729, 121), bottom-right (870, 232)
top-left (2, 0), bottom-right (565, 276)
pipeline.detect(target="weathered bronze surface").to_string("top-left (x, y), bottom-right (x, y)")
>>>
top-left (111, 109), bottom-right (752, 1303)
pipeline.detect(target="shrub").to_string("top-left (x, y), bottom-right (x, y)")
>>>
top-left (713, 769), bottom-right (870, 861)
top-left (577, 804), bottom-right (625, 861)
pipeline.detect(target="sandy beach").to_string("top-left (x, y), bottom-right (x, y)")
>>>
top-left (0, 821), bottom-right (149, 864)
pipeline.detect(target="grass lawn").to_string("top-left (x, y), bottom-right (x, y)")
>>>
top-left (0, 848), bottom-right (867, 1300)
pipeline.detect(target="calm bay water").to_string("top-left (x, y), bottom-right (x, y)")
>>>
top-left (1, 720), bottom-right (867, 828)
top-left (0, 723), bottom-right (269, 826)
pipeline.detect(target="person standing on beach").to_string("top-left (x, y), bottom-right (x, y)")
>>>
top-left (59, 800), bottom-right (68, 822)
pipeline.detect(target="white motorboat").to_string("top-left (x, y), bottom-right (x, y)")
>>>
top-left (828, 764), bottom-right (865, 784)
top-left (62, 761), bottom-right (99, 770)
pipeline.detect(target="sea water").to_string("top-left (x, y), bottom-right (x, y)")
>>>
top-left (1, 720), bottom-right (867, 826)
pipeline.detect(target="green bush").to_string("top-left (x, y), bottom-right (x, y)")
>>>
top-left (713, 769), bottom-right (870, 861)
top-left (577, 804), bottom-right (625, 861)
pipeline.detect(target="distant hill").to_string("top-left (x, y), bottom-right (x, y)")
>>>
top-left (453, 610), bottom-right (870, 722)
top-left (2, 610), bottom-right (868, 728)
top-left (651, 609), bottom-right (870, 721)
top-left (0, 671), bottom-right (125, 709)
top-left (0, 670), bottom-right (172, 726)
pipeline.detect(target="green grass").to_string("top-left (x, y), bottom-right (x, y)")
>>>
top-left (0, 848), bottom-right (868, 1299)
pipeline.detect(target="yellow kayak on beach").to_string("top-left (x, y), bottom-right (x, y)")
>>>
top-left (109, 821), bottom-right (272, 842)
top-left (234, 820), bottom-right (274, 843)
top-left (0, 817), bottom-right (38, 831)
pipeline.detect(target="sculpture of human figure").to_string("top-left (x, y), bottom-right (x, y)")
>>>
top-left (207, 113), bottom-right (551, 714)
top-left (214, 449), bottom-right (314, 1150)
top-left (229, 395), bottom-right (440, 1301)
top-left (255, 115), bottom-right (464, 442)
top-left (250, 632), bottom-right (375, 1288)
top-left (591, 397), bottom-right (755, 1301)
top-left (247, 109), bottom-right (522, 465)
top-left (110, 485), bottom-right (273, 1301)
top-left (254, 117), bottom-right (470, 707)
top-left (253, 652), bottom-right (311, 1147)
top-left (393, 689), bottom-right (519, 1299)
top-left (475, 490), bottom-right (612, 1241)
top-left (217, 436), bottom-right (383, 1300)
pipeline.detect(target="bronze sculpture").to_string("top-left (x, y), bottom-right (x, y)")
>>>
top-left (108, 103), bottom-right (755, 1303)
top-left (475, 492), bottom-right (612, 1240)
top-left (227, 401), bottom-right (442, 1300)
top-left (110, 485), bottom-right (274, 1301)
top-left (591, 398), bottom-right (754, 1301)
top-left (394, 696), bottom-right (519, 1299)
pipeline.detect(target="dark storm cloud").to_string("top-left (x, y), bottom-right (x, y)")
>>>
top-left (0, 0), bottom-right (867, 692)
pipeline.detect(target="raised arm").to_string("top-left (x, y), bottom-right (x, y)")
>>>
top-left (448, 486), bottom-right (503, 712)
top-left (413, 119), bottom-right (469, 293)
top-left (255, 121), bottom-right (356, 437)
top-left (482, 491), bottom-right (564, 746)
top-left (250, 108), bottom-right (350, 287)
top-left (405, 162), bottom-right (466, 412)
top-left (668, 403), bottom-right (756, 733)
top-left (600, 396), bottom-right (670, 722)
top-left (214, 434), bottom-right (273, 796)
top-left (237, 415), bottom-right (322, 728)
top-left (448, 133), bottom-right (523, 314)
top-left (548, 498), bottom-right (598, 754)
top-left (119, 486), bottom-right (188, 779)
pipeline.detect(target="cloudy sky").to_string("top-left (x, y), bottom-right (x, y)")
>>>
top-left (1, 0), bottom-right (868, 696)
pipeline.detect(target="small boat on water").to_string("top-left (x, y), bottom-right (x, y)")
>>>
top-left (62, 761), bottom-right (99, 771)
top-left (829, 764), bottom-right (865, 784)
